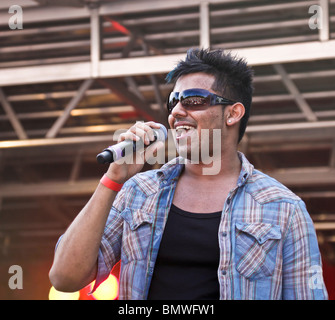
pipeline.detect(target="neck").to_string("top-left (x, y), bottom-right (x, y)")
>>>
top-left (183, 149), bottom-right (241, 181)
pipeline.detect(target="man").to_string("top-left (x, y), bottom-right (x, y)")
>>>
top-left (49, 48), bottom-right (328, 300)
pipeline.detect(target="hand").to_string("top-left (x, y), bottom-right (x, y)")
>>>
top-left (105, 121), bottom-right (163, 184)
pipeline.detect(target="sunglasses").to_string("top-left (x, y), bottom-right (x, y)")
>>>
top-left (167, 88), bottom-right (236, 114)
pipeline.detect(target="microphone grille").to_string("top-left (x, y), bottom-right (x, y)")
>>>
top-left (157, 124), bottom-right (168, 140)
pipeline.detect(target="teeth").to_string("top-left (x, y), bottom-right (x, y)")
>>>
top-left (176, 125), bottom-right (193, 131)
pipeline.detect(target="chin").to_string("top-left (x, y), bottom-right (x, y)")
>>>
top-left (176, 145), bottom-right (201, 164)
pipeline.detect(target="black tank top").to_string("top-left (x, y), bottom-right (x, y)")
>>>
top-left (147, 204), bottom-right (221, 300)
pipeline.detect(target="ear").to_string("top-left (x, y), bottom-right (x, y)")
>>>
top-left (225, 103), bottom-right (245, 126)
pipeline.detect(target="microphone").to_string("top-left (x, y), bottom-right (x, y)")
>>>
top-left (96, 124), bottom-right (167, 164)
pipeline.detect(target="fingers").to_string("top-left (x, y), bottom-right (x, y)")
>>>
top-left (144, 140), bottom-right (165, 157)
top-left (118, 121), bottom-right (161, 145)
top-left (118, 131), bottom-right (140, 143)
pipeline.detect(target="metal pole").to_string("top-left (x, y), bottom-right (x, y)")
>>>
top-left (200, 2), bottom-right (210, 49)
top-left (45, 79), bottom-right (94, 139)
top-left (0, 87), bottom-right (27, 140)
top-left (90, 7), bottom-right (101, 78)
top-left (319, 0), bottom-right (329, 41)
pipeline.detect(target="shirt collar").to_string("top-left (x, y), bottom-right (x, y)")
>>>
top-left (156, 152), bottom-right (254, 186)
top-left (237, 151), bottom-right (254, 186)
top-left (156, 157), bottom-right (185, 185)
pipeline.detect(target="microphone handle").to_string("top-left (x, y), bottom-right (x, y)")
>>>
top-left (96, 136), bottom-right (157, 164)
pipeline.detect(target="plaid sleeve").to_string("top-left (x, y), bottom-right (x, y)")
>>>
top-left (91, 188), bottom-right (126, 292)
top-left (282, 200), bottom-right (328, 300)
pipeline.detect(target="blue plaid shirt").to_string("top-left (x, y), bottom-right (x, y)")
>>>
top-left (95, 152), bottom-right (328, 300)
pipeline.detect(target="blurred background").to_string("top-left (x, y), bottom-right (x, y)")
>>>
top-left (0, 0), bottom-right (335, 300)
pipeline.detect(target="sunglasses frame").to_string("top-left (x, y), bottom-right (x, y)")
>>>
top-left (167, 88), bottom-right (236, 114)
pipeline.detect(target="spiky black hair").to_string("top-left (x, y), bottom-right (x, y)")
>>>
top-left (166, 48), bottom-right (254, 143)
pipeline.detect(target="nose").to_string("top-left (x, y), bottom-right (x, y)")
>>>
top-left (170, 101), bottom-right (188, 118)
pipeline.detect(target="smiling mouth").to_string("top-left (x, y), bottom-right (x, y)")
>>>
top-left (175, 125), bottom-right (196, 140)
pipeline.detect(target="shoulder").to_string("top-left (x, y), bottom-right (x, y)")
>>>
top-left (123, 157), bottom-right (184, 196)
top-left (245, 169), bottom-right (301, 205)
top-left (122, 168), bottom-right (160, 196)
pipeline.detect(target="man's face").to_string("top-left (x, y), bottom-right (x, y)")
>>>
top-left (168, 72), bottom-right (228, 162)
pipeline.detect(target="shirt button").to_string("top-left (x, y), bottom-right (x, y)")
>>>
top-left (222, 232), bottom-right (227, 237)
top-left (148, 267), bottom-right (153, 274)
top-left (222, 270), bottom-right (227, 275)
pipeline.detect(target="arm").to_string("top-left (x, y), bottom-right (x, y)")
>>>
top-left (49, 121), bottom-right (162, 292)
top-left (282, 200), bottom-right (328, 300)
top-left (49, 173), bottom-right (120, 292)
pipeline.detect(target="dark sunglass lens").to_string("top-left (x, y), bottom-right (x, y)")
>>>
top-left (181, 96), bottom-right (209, 107)
top-left (167, 92), bottom-right (179, 113)
top-left (180, 89), bottom-right (210, 108)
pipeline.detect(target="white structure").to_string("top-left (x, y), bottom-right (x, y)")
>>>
top-left (0, 0), bottom-right (334, 263)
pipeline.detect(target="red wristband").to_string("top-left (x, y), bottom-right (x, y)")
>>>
top-left (100, 174), bottom-right (123, 192)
